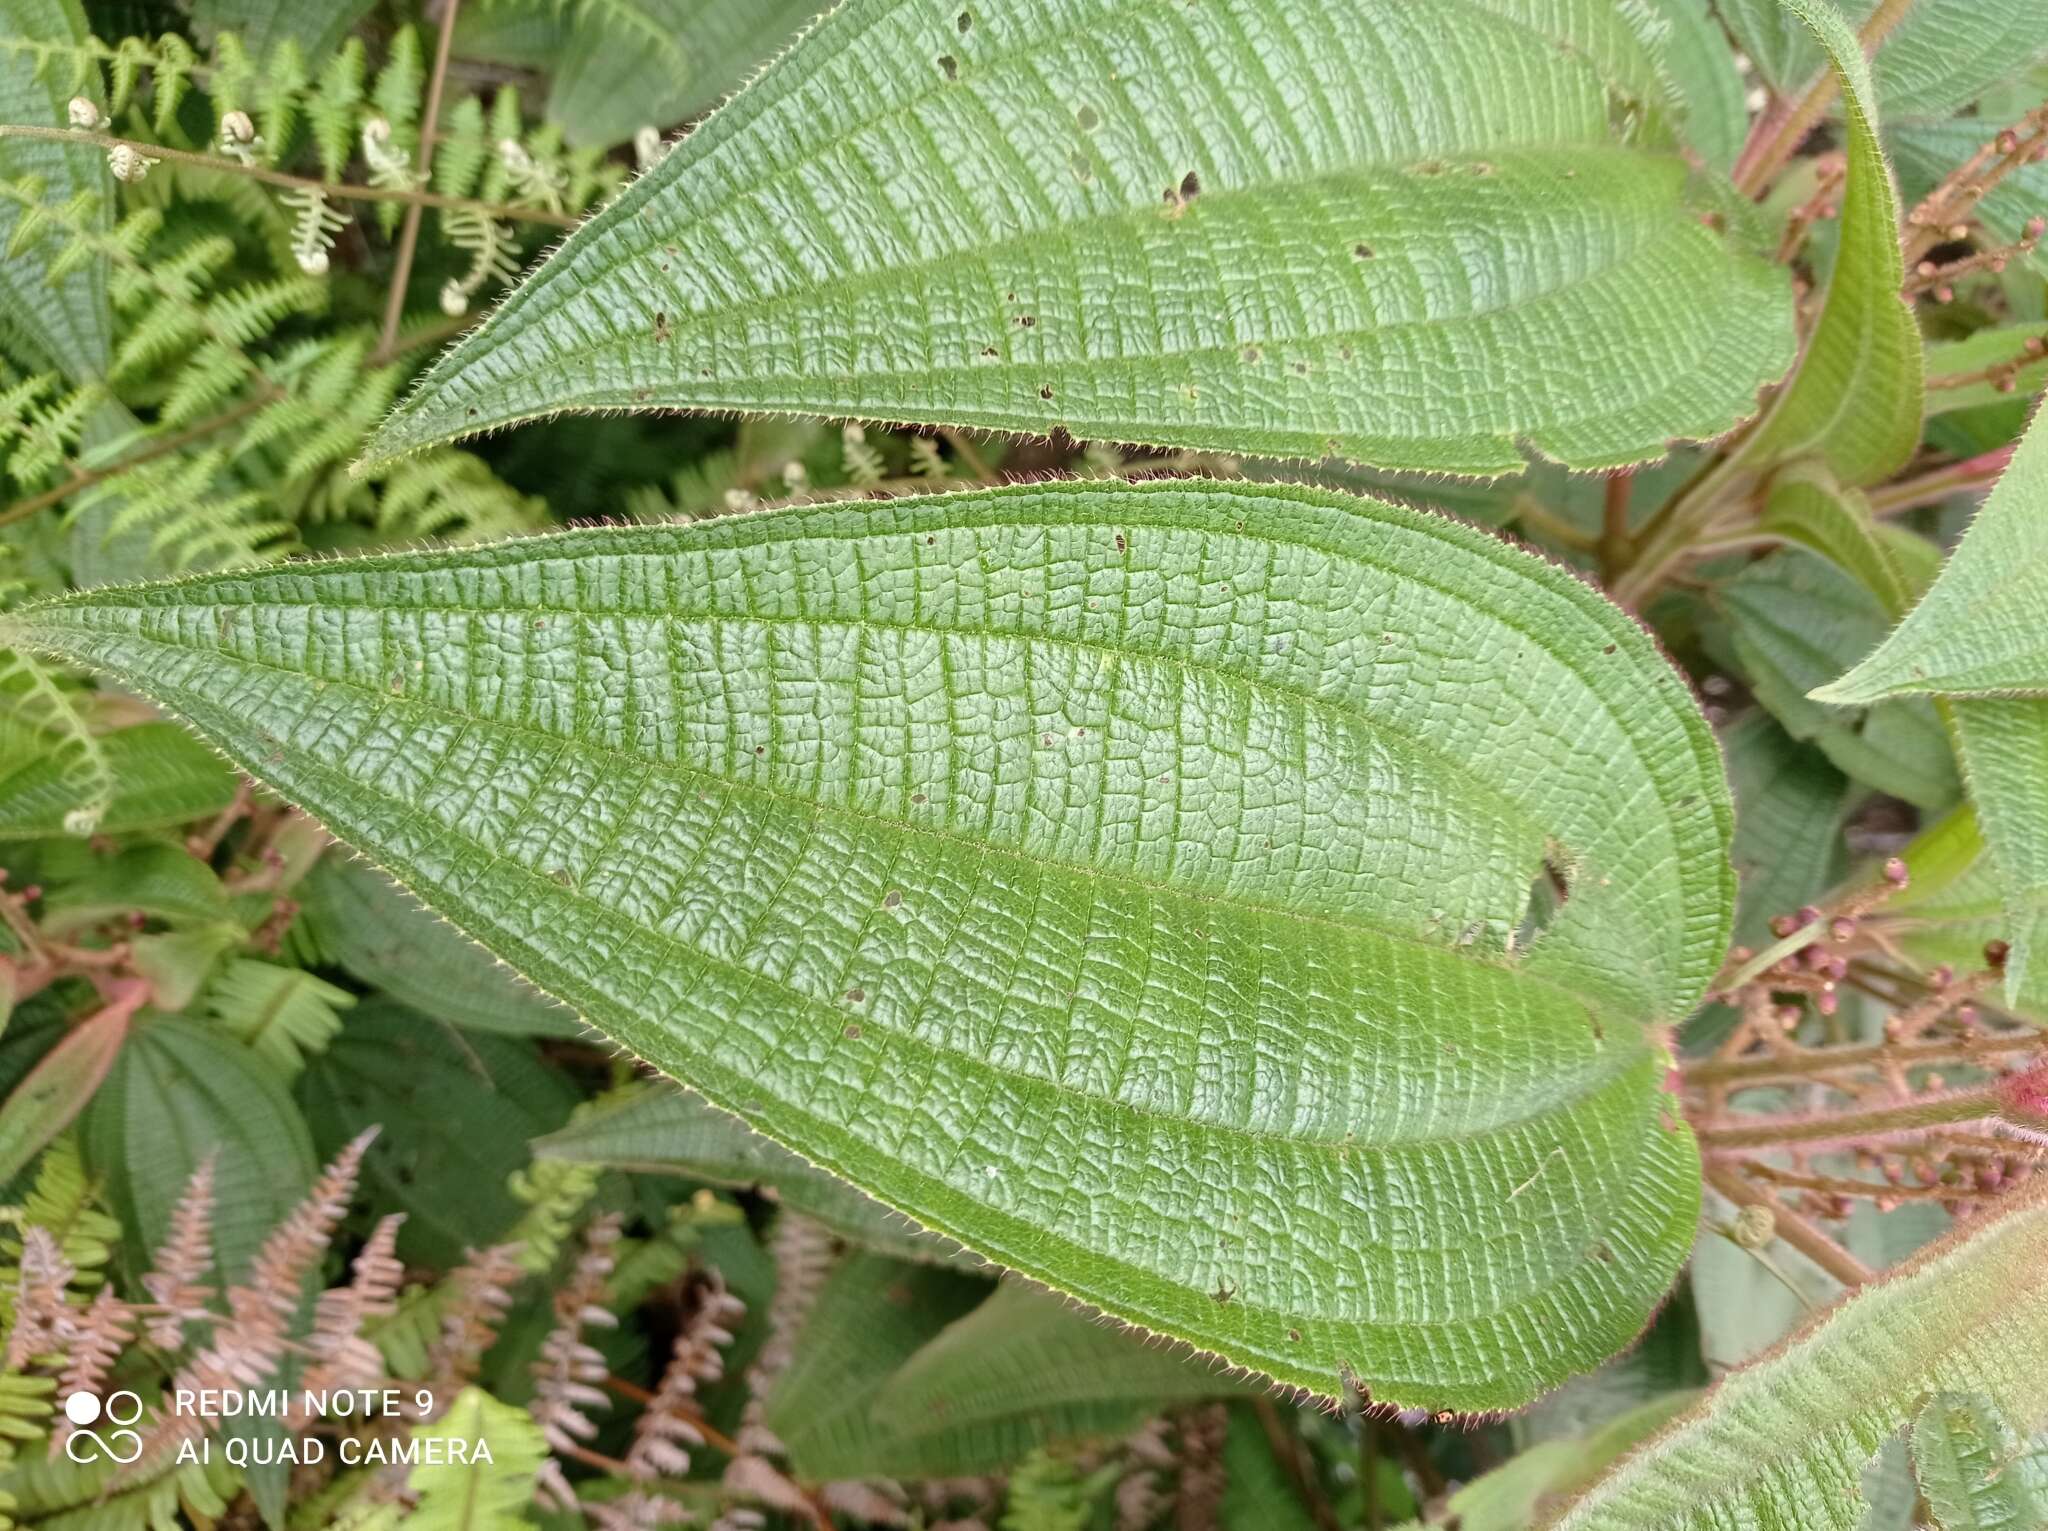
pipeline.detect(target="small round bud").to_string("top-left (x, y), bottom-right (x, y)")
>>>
top-left (221, 109), bottom-right (255, 144)
top-left (2030, 216), bottom-right (2048, 240)
top-left (1932, 964), bottom-right (1955, 988)
top-left (1732, 1204), bottom-right (1775, 1249)
top-left (67, 96), bottom-right (99, 130)
top-left (1998, 130), bottom-right (2021, 154)
top-left (1985, 938), bottom-right (2011, 969)
top-left (1797, 905), bottom-right (1823, 927)
top-left (1883, 857), bottom-right (1910, 887)
top-left (439, 279), bottom-right (470, 317)
top-left (1829, 916), bottom-right (1856, 944)
top-left (1816, 990), bottom-right (1838, 1016)
top-left (363, 116), bottom-right (392, 145)
top-left (295, 247), bottom-right (330, 275)
top-left (107, 143), bottom-right (155, 183)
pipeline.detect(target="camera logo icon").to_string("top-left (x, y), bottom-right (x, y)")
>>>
top-left (62, 1391), bottom-right (144, 1465)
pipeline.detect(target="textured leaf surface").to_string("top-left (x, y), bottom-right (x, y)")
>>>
top-left (366, 0), bottom-right (1795, 476)
top-left (767, 1256), bottom-right (1226, 1479)
top-left (1742, 0), bottom-right (1921, 487)
top-left (4, 478), bottom-right (1732, 1407)
top-left (1714, 0), bottom-right (2048, 122)
top-left (1820, 410), bottom-right (2048, 703)
top-left (1555, 1185), bottom-right (2048, 1531)
top-left (0, 0), bottom-right (112, 381)
top-left (533, 1085), bottom-right (971, 1266)
top-left (1761, 462), bottom-right (1913, 620)
top-left (546, 0), bottom-right (823, 149)
top-left (1815, 414), bottom-right (2048, 1011)
top-left (1912, 1393), bottom-right (2043, 1531)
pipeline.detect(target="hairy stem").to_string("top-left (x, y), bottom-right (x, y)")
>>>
top-left (1697, 1084), bottom-right (2004, 1152)
top-left (1687, 1030), bottom-right (2048, 1087)
top-left (0, 126), bottom-right (575, 228)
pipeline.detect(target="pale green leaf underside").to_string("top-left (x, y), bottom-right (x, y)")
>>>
top-left (365, 0), bottom-right (1795, 477)
top-left (1820, 411), bottom-right (2048, 704)
top-left (6, 478), bottom-right (1731, 1408)
top-left (1715, 0), bottom-right (2048, 123)
top-left (1557, 1187), bottom-right (2048, 1531)
top-left (1742, 0), bottom-right (1922, 488)
top-left (1912, 1393), bottom-right (2043, 1531)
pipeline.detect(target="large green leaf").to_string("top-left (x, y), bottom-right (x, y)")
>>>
top-left (1820, 410), bottom-right (2048, 703)
top-left (296, 1001), bottom-right (580, 1265)
top-left (1713, 0), bottom-right (2048, 122)
top-left (1816, 412), bottom-right (2048, 1011)
top-left (1741, 0), bottom-right (1922, 488)
top-left (546, 0), bottom-right (824, 149)
top-left (364, 0), bottom-right (1795, 476)
top-left (1717, 548), bottom-right (1958, 810)
top-left (1554, 1186), bottom-right (2048, 1531)
top-left (767, 1256), bottom-right (1227, 1479)
top-left (81, 1016), bottom-right (317, 1288)
top-left (0, 0), bottom-right (113, 381)
top-left (3, 478), bottom-right (1733, 1408)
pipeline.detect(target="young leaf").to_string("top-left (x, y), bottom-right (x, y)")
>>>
top-left (1553, 1184), bottom-right (2048, 1531)
top-left (1741, 0), bottom-right (1922, 487)
top-left (0, 999), bottom-right (132, 1185)
top-left (3, 478), bottom-right (1734, 1408)
top-left (363, 0), bottom-right (1795, 476)
top-left (398, 1386), bottom-right (549, 1531)
top-left (1819, 410), bottom-right (2048, 704)
top-left (1760, 462), bottom-right (1915, 620)
top-left (1911, 1393), bottom-right (2043, 1531)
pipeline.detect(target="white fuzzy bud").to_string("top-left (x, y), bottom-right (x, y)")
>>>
top-left (439, 280), bottom-right (470, 317)
top-left (221, 109), bottom-right (255, 144)
top-left (67, 96), bottom-right (100, 130)
top-left (107, 144), bottom-right (157, 183)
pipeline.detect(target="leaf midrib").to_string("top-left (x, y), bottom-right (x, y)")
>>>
top-left (431, 149), bottom-right (1696, 408)
top-left (135, 637), bottom-right (1648, 1140)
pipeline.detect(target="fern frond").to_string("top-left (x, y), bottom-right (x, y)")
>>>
top-left (309, 39), bottom-right (367, 181)
top-left (202, 958), bottom-right (353, 1074)
top-left (298, 1212), bottom-right (405, 1403)
top-left (0, 371), bottom-right (102, 492)
top-left (0, 651), bottom-right (111, 834)
top-left (436, 207), bottom-right (520, 316)
top-left (140, 1158), bottom-right (216, 1352)
top-left (73, 446), bottom-right (294, 570)
top-left (367, 448), bottom-right (546, 543)
top-left (279, 186), bottom-right (350, 275)
top-left (530, 1215), bottom-right (623, 1509)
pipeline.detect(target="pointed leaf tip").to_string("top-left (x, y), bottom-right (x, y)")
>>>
top-left (362, 0), bottom-right (1796, 475)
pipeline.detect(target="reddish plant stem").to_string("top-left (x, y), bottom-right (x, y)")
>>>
top-left (1865, 446), bottom-right (2017, 516)
top-left (1697, 1084), bottom-right (2004, 1153)
top-left (1687, 1029), bottom-right (2047, 1087)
